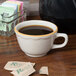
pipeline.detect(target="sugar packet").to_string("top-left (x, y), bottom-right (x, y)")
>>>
top-left (4, 61), bottom-right (35, 71)
top-left (39, 66), bottom-right (49, 75)
top-left (11, 62), bottom-right (35, 76)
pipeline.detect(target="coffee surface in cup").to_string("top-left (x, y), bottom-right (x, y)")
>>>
top-left (19, 25), bottom-right (53, 35)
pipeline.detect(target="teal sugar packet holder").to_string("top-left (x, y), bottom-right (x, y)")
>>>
top-left (0, 5), bottom-right (26, 36)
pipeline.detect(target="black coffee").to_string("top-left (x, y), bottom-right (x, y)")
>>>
top-left (19, 25), bottom-right (53, 35)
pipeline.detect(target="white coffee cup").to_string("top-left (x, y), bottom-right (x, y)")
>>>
top-left (14, 20), bottom-right (68, 57)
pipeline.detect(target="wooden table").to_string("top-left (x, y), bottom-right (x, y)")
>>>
top-left (0, 16), bottom-right (76, 76)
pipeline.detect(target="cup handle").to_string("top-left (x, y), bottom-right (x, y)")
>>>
top-left (52, 33), bottom-right (68, 49)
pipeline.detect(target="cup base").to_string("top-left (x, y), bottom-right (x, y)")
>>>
top-left (25, 53), bottom-right (47, 57)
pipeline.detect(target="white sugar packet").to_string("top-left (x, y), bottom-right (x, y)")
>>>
top-left (4, 61), bottom-right (35, 71)
top-left (39, 66), bottom-right (49, 75)
top-left (11, 63), bottom-right (36, 76)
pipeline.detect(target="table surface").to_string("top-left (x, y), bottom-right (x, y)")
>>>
top-left (0, 16), bottom-right (76, 76)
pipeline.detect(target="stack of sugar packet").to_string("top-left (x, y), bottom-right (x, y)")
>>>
top-left (4, 61), bottom-right (36, 76)
top-left (0, 4), bottom-right (18, 22)
top-left (2, 0), bottom-right (23, 22)
top-left (0, 5), bottom-right (17, 32)
top-left (0, 0), bottom-right (23, 32)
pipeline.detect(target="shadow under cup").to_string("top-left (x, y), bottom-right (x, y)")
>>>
top-left (14, 20), bottom-right (68, 57)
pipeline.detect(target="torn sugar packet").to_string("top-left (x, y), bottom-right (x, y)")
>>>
top-left (39, 66), bottom-right (49, 75)
top-left (4, 61), bottom-right (35, 71)
top-left (11, 62), bottom-right (36, 76)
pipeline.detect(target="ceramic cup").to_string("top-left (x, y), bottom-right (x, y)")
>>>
top-left (14, 20), bottom-right (68, 57)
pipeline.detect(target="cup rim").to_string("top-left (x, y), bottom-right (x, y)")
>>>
top-left (14, 20), bottom-right (58, 37)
